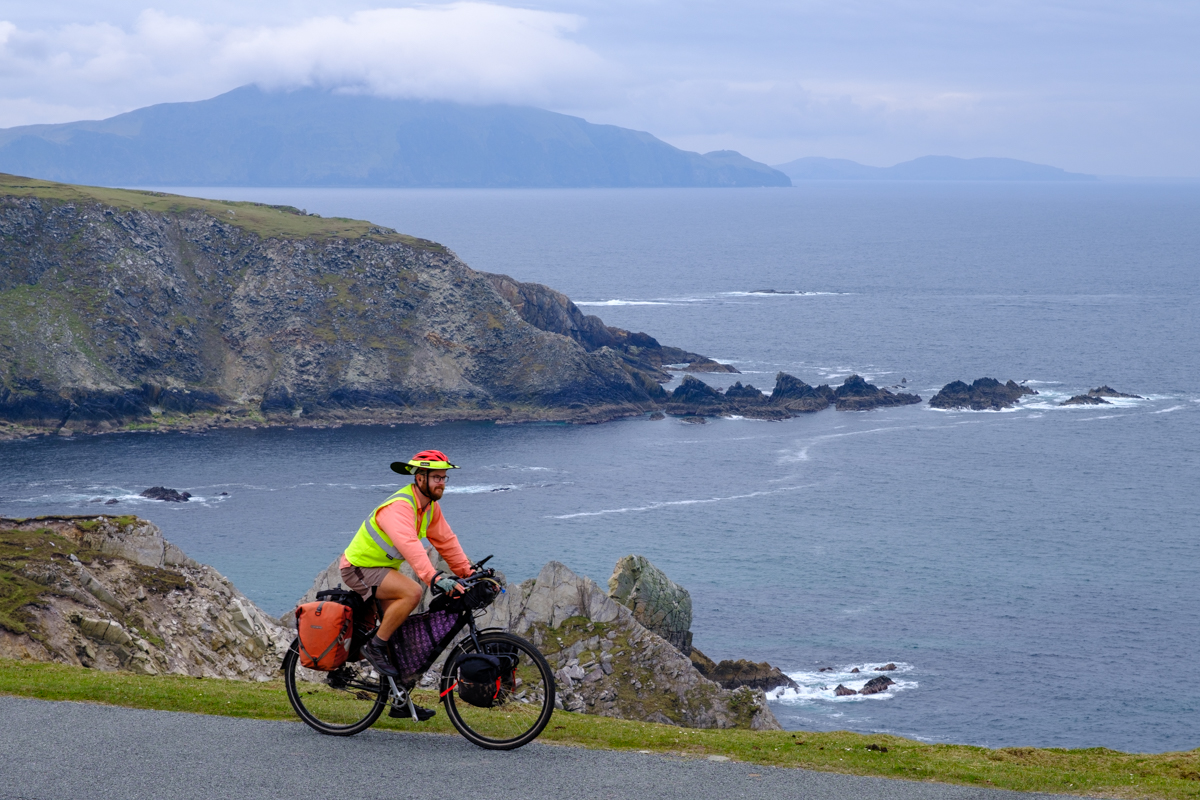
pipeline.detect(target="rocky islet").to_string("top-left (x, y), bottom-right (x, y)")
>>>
top-left (929, 378), bottom-right (1036, 411)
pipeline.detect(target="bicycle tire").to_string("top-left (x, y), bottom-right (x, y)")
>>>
top-left (283, 638), bottom-right (387, 735)
top-left (440, 630), bottom-right (556, 750)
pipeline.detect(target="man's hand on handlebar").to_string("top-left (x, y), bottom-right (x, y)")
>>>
top-left (431, 571), bottom-right (466, 597)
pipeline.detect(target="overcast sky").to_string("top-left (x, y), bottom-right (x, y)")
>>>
top-left (0, 1), bottom-right (1196, 175)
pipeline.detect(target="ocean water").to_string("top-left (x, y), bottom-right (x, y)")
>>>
top-left (3, 183), bottom-right (1198, 753)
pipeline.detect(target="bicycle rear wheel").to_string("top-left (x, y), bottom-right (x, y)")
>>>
top-left (440, 630), bottom-right (556, 750)
top-left (283, 638), bottom-right (387, 735)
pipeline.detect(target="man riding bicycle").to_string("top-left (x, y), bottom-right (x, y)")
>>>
top-left (339, 449), bottom-right (474, 719)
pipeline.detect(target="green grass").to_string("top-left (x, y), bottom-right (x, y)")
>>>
top-left (0, 660), bottom-right (1196, 798)
top-left (0, 173), bottom-right (444, 251)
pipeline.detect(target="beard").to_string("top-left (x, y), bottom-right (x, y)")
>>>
top-left (418, 479), bottom-right (445, 501)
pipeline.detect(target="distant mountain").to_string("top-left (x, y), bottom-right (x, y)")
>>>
top-left (0, 86), bottom-right (789, 188)
top-left (774, 155), bottom-right (1096, 181)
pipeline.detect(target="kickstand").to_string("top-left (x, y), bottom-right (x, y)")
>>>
top-left (386, 676), bottom-right (420, 722)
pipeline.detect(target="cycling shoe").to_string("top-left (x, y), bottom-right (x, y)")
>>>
top-left (389, 704), bottom-right (437, 721)
top-left (361, 638), bottom-right (399, 678)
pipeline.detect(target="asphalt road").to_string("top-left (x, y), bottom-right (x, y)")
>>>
top-left (0, 697), bottom-right (1087, 800)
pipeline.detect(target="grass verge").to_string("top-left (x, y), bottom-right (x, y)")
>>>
top-left (1, 659), bottom-right (1197, 798)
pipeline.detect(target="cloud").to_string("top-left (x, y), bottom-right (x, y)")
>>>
top-left (0, 4), bottom-right (610, 126)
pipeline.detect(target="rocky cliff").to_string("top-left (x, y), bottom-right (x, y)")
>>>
top-left (0, 174), bottom-right (723, 436)
top-left (0, 515), bottom-right (289, 679)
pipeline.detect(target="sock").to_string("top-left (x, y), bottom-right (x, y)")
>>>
top-left (372, 635), bottom-right (387, 647)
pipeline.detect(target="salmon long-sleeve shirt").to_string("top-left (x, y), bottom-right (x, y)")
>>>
top-left (342, 496), bottom-right (472, 585)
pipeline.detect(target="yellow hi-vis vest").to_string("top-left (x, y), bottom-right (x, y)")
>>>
top-left (343, 484), bottom-right (434, 569)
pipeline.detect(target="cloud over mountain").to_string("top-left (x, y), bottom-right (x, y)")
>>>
top-left (0, 4), bottom-right (609, 126)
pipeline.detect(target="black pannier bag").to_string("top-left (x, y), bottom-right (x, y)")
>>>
top-left (453, 649), bottom-right (520, 708)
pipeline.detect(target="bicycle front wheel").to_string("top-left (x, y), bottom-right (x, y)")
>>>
top-left (440, 630), bottom-right (556, 750)
top-left (283, 638), bottom-right (387, 735)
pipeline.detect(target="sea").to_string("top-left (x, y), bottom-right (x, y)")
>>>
top-left (3, 182), bottom-right (1198, 753)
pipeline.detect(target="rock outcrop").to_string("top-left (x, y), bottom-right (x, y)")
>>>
top-left (661, 371), bottom-right (924, 420)
top-left (859, 675), bottom-right (896, 695)
top-left (769, 373), bottom-right (835, 413)
top-left (479, 561), bottom-right (781, 730)
top-left (1061, 395), bottom-right (1108, 406)
top-left (1088, 385), bottom-right (1141, 399)
top-left (690, 655), bottom-right (799, 692)
top-left (0, 515), bottom-right (289, 679)
top-left (0, 175), bottom-right (725, 437)
top-left (139, 487), bottom-right (191, 502)
top-left (1062, 386), bottom-right (1142, 405)
top-left (929, 378), bottom-right (1036, 410)
top-left (606, 555), bottom-right (693, 654)
top-left (833, 375), bottom-right (922, 411)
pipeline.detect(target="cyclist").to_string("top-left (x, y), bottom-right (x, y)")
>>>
top-left (339, 449), bottom-right (475, 718)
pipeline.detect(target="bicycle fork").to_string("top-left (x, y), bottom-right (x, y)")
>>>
top-left (386, 676), bottom-right (420, 722)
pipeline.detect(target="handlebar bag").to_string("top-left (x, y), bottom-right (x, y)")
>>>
top-left (294, 600), bottom-right (354, 671)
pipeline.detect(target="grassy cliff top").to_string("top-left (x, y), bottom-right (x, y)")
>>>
top-left (0, 173), bottom-right (444, 250)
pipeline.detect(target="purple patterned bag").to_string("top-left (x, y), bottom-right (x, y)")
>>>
top-left (388, 609), bottom-right (464, 685)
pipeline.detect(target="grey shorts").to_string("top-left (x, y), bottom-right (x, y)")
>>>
top-left (340, 563), bottom-right (395, 600)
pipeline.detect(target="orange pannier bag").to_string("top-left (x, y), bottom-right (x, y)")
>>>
top-left (294, 600), bottom-right (354, 671)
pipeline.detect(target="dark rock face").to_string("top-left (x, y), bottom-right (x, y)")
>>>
top-left (859, 675), bottom-right (896, 695)
top-left (929, 378), bottom-right (1036, 410)
top-left (698, 656), bottom-right (800, 692)
top-left (139, 487), bottom-right (190, 502)
top-left (1062, 395), bottom-right (1109, 406)
top-left (834, 684), bottom-right (857, 696)
top-left (834, 375), bottom-right (922, 411)
top-left (876, 663), bottom-right (897, 671)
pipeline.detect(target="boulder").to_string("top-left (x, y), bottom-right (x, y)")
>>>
top-left (929, 378), bottom-right (1036, 410)
top-left (876, 663), bottom-right (897, 671)
top-left (859, 675), bottom-right (896, 695)
top-left (834, 684), bottom-right (857, 696)
top-left (850, 667), bottom-right (860, 673)
top-left (607, 555), bottom-right (693, 654)
top-left (140, 487), bottom-right (191, 502)
top-left (833, 375), bottom-right (922, 411)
